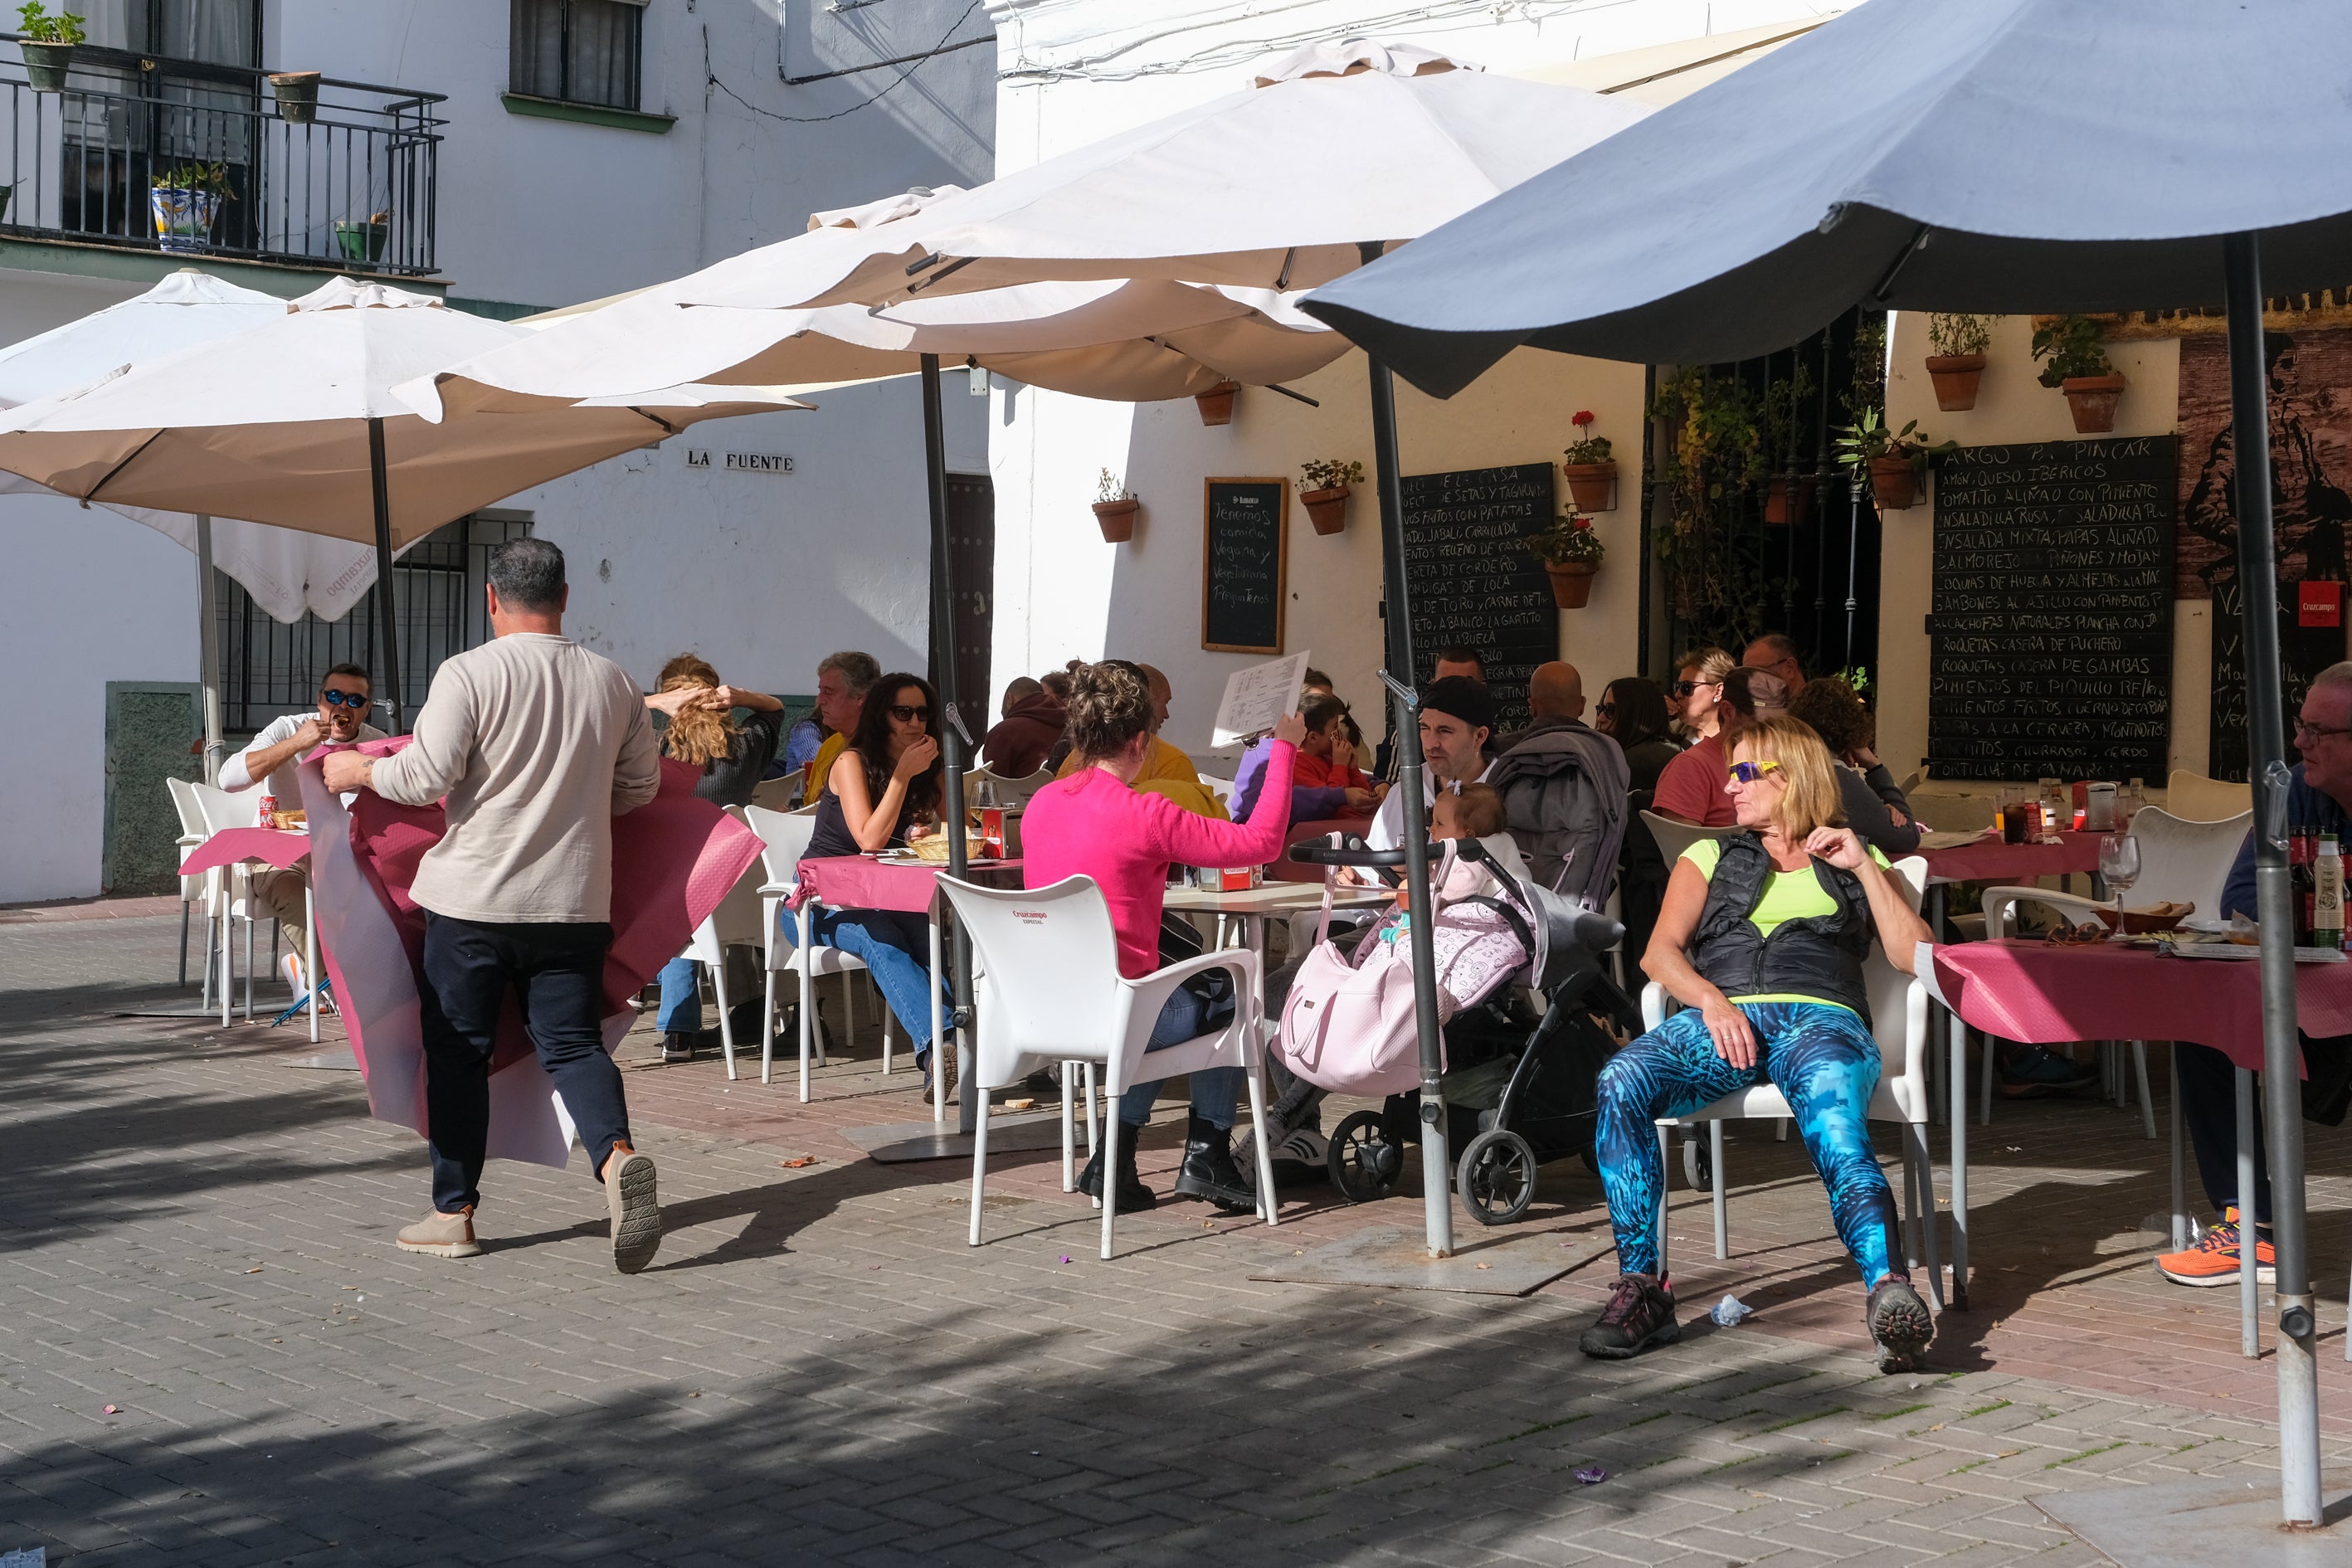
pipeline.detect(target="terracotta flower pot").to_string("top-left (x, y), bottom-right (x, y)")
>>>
top-left (1092, 498), bottom-right (1138, 543)
top-left (1764, 475), bottom-right (1815, 528)
top-left (1302, 484), bottom-right (1350, 535)
top-left (1543, 560), bottom-right (1598, 609)
top-left (1193, 381), bottom-right (1239, 426)
top-left (2060, 373), bottom-right (2126, 434)
top-left (1561, 460), bottom-right (1617, 513)
top-left (1868, 455), bottom-right (1921, 510)
top-left (1924, 353), bottom-right (1986, 412)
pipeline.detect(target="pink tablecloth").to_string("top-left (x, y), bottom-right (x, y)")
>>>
top-left (793, 854), bottom-right (1022, 915)
top-left (181, 826), bottom-right (311, 876)
top-left (1919, 830), bottom-right (2106, 885)
top-left (1930, 938), bottom-right (2352, 1073)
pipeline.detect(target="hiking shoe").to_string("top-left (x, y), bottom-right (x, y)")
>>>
top-left (1867, 1274), bottom-right (1935, 1372)
top-left (2156, 1207), bottom-right (2275, 1286)
top-left (1078, 1136), bottom-right (1157, 1213)
top-left (1999, 1046), bottom-right (2099, 1098)
top-left (1171, 1114), bottom-right (1257, 1213)
top-left (1579, 1273), bottom-right (1680, 1359)
top-left (396, 1209), bottom-right (480, 1259)
top-left (604, 1150), bottom-right (661, 1274)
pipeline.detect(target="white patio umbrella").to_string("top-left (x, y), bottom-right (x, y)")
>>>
top-left (0, 269), bottom-right (384, 778)
top-left (0, 276), bottom-right (807, 731)
top-left (1303, 0), bottom-right (2351, 1524)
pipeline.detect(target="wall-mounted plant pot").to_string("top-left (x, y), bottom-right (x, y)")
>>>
top-left (1561, 460), bottom-right (1617, 512)
top-left (1092, 498), bottom-right (1138, 543)
top-left (1302, 483), bottom-right (1350, 535)
top-left (1764, 475), bottom-right (1815, 527)
top-left (1543, 561), bottom-right (1598, 609)
top-left (1193, 381), bottom-right (1239, 426)
top-left (1924, 352), bottom-right (1986, 411)
top-left (2061, 373), bottom-right (2126, 434)
top-left (270, 71), bottom-right (320, 124)
top-left (20, 41), bottom-right (75, 92)
top-left (1867, 455), bottom-right (1921, 510)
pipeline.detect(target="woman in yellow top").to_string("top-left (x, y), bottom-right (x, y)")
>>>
top-left (1581, 717), bottom-right (1935, 1372)
top-left (1053, 658), bottom-right (1228, 818)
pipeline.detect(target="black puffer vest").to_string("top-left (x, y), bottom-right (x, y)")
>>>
top-left (1692, 832), bottom-right (1874, 1024)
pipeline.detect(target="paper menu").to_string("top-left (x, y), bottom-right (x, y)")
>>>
top-left (1210, 651), bottom-right (1310, 747)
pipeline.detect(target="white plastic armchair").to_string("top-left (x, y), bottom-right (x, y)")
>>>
top-left (168, 777), bottom-right (216, 996)
top-left (938, 873), bottom-right (1279, 1260)
top-left (742, 803), bottom-right (889, 1099)
top-left (1639, 810), bottom-right (1736, 869)
top-left (189, 780), bottom-right (266, 1023)
top-left (971, 765), bottom-right (1056, 807)
top-left (1639, 855), bottom-right (1944, 1305)
top-left (674, 806), bottom-right (769, 1069)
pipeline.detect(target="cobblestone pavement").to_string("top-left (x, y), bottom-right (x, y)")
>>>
top-left (5, 910), bottom-right (2350, 1566)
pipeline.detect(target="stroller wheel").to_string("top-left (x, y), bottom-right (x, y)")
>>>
top-left (1682, 1131), bottom-right (1713, 1193)
top-left (1327, 1110), bottom-right (1402, 1203)
top-left (1457, 1128), bottom-right (1537, 1225)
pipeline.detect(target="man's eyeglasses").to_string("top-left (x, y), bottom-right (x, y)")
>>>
top-left (320, 689), bottom-right (371, 710)
top-left (2295, 719), bottom-right (2351, 747)
top-left (1673, 679), bottom-right (1719, 698)
top-left (1726, 759), bottom-right (1783, 785)
top-left (887, 704), bottom-right (931, 723)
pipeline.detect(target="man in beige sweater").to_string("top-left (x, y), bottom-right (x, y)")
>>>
top-left (323, 538), bottom-right (665, 1273)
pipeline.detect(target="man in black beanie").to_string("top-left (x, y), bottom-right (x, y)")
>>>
top-left (1367, 674), bottom-right (1493, 850)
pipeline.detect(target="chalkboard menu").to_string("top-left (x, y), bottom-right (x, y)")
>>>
top-left (1201, 477), bottom-right (1288, 654)
top-left (1399, 462), bottom-right (1557, 734)
top-left (1927, 436), bottom-right (2177, 780)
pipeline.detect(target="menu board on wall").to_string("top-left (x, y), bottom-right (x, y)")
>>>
top-left (1927, 436), bottom-right (2177, 780)
top-left (1201, 477), bottom-right (1288, 654)
top-left (1398, 462), bottom-right (1557, 735)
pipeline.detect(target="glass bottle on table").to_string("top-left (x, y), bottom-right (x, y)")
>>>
top-left (2315, 833), bottom-right (2345, 951)
top-left (2291, 822), bottom-right (2317, 943)
top-left (2038, 777), bottom-right (2067, 844)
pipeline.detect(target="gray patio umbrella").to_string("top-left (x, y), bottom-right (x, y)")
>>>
top-left (1304, 0), bottom-right (2349, 1527)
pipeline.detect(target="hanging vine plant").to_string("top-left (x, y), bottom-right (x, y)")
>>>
top-left (1648, 366), bottom-right (1768, 644)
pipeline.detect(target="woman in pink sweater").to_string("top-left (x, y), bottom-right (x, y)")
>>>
top-left (1023, 661), bottom-right (1304, 1214)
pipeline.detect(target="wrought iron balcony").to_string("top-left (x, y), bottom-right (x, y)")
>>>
top-left (0, 37), bottom-right (444, 276)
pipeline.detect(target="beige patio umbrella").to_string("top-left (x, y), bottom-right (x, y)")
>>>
top-left (0, 277), bottom-right (806, 729)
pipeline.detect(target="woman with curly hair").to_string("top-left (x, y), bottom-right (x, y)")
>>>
top-left (1022, 660), bottom-right (1305, 1214)
top-left (1786, 676), bottom-right (1920, 857)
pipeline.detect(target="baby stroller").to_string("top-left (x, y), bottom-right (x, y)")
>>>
top-left (1275, 834), bottom-right (1639, 1225)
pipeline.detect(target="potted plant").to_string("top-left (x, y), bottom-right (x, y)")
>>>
top-left (1759, 363), bottom-right (1816, 525)
top-left (270, 70), bottom-right (320, 124)
top-left (1298, 457), bottom-right (1361, 536)
top-left (334, 209), bottom-right (392, 264)
top-left (1193, 379), bottom-right (1240, 426)
top-left (1527, 509), bottom-right (1605, 608)
top-left (1560, 409), bottom-right (1616, 511)
top-left (149, 161), bottom-right (232, 254)
top-left (1835, 409), bottom-right (1954, 510)
top-left (16, 2), bottom-right (84, 92)
top-left (1092, 468), bottom-right (1138, 543)
top-left (2032, 314), bottom-right (2126, 432)
top-left (1925, 312), bottom-right (1993, 411)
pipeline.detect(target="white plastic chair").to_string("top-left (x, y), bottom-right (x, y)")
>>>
top-left (1640, 855), bottom-right (1945, 1307)
top-left (168, 777), bottom-right (215, 996)
top-left (1639, 809), bottom-right (1736, 870)
top-left (1977, 806), bottom-right (2250, 1132)
top-left (1196, 773), bottom-right (1235, 809)
top-left (939, 873), bottom-right (1279, 1260)
top-left (673, 806), bottom-right (775, 1068)
top-left (189, 781), bottom-right (265, 1023)
top-left (971, 765), bottom-right (1055, 807)
top-left (2165, 769), bottom-right (2252, 823)
top-left (742, 803), bottom-right (893, 1101)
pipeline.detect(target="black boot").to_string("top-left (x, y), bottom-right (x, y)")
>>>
top-left (1172, 1114), bottom-right (1256, 1213)
top-left (1077, 1131), bottom-right (1156, 1212)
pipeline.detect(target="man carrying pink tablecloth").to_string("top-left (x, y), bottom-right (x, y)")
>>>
top-left (324, 539), bottom-right (682, 1273)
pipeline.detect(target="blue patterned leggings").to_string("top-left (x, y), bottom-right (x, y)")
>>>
top-left (1595, 1001), bottom-right (1898, 1286)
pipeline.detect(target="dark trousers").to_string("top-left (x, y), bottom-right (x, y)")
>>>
top-left (421, 912), bottom-right (631, 1215)
top-left (2176, 1032), bottom-right (2352, 1226)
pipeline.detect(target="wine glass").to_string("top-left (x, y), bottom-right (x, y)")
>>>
top-left (2099, 833), bottom-right (2142, 921)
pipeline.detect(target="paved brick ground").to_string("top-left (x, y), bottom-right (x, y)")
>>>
top-left (5, 911), bottom-right (2350, 1566)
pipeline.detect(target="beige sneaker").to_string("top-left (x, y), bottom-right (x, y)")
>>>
top-left (604, 1150), bottom-right (661, 1274)
top-left (396, 1209), bottom-right (480, 1259)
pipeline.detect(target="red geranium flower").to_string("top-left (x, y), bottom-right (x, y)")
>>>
top-left (1571, 410), bottom-right (1595, 428)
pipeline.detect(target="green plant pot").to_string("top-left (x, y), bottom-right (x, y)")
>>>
top-left (0, 184), bottom-right (12, 224)
top-left (270, 71), bottom-right (319, 124)
top-left (21, 40), bottom-right (75, 93)
top-left (334, 218), bottom-right (389, 263)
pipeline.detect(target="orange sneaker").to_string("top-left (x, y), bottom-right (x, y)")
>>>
top-left (2155, 1208), bottom-right (2275, 1287)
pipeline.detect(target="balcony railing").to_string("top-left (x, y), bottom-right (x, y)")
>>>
top-left (0, 38), bottom-right (444, 276)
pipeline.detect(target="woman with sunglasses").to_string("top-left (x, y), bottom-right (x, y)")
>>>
top-left (1668, 647), bottom-right (1733, 742)
top-left (805, 672), bottom-right (952, 1082)
top-left (1580, 717), bottom-right (1936, 1374)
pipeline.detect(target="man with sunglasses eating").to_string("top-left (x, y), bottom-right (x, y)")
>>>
top-left (221, 662), bottom-right (385, 1000)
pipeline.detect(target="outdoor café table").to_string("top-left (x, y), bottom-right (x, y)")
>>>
top-left (180, 825), bottom-right (317, 1038)
top-left (1161, 879), bottom-right (1393, 1006)
top-left (1916, 828), bottom-right (2108, 933)
top-left (1926, 937), bottom-right (2352, 1349)
top-left (791, 853), bottom-right (1023, 1122)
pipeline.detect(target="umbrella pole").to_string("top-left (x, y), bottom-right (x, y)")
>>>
top-left (918, 353), bottom-right (976, 1134)
top-left (1360, 242), bottom-right (1451, 1259)
top-left (195, 514), bottom-right (224, 785)
top-left (2223, 231), bottom-right (2321, 1528)
top-left (366, 416), bottom-right (405, 734)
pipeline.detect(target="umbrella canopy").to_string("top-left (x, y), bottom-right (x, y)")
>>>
top-left (0, 268), bottom-right (381, 622)
top-left (668, 38), bottom-right (1651, 313)
top-left (1304, 0), bottom-right (2352, 392)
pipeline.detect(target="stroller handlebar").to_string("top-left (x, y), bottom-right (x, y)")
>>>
top-left (1286, 835), bottom-right (1439, 869)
